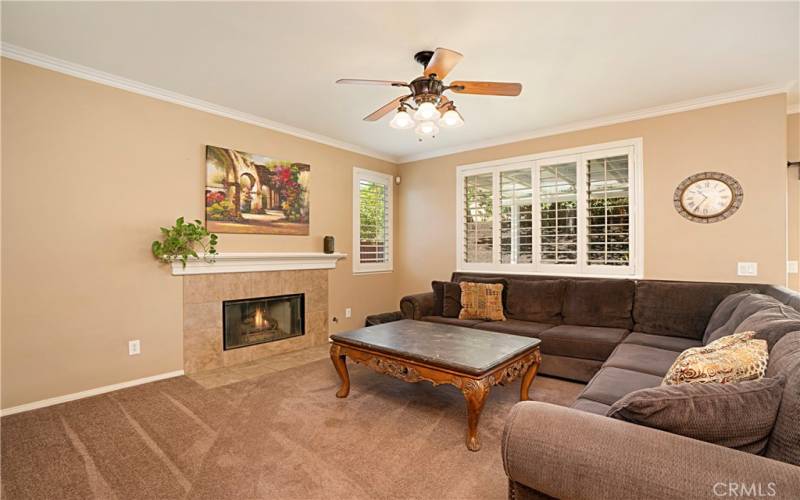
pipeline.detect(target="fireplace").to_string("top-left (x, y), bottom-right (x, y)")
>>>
top-left (223, 294), bottom-right (305, 350)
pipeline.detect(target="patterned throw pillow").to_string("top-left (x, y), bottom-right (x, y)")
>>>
top-left (663, 335), bottom-right (768, 386)
top-left (458, 282), bottom-right (506, 321)
top-left (703, 331), bottom-right (757, 351)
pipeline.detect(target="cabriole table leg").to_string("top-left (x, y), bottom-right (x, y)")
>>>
top-left (461, 378), bottom-right (491, 451)
top-left (330, 344), bottom-right (350, 398)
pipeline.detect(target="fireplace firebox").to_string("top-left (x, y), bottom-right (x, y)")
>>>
top-left (223, 294), bottom-right (304, 350)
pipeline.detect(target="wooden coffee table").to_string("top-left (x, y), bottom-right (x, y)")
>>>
top-left (329, 319), bottom-right (541, 451)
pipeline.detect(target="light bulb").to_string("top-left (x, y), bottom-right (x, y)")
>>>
top-left (389, 109), bottom-right (415, 130)
top-left (414, 101), bottom-right (441, 121)
top-left (415, 120), bottom-right (439, 136)
top-left (439, 109), bottom-right (464, 128)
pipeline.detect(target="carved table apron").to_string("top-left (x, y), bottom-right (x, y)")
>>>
top-left (329, 340), bottom-right (541, 451)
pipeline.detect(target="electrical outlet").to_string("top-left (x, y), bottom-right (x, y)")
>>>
top-left (737, 262), bottom-right (758, 277)
top-left (128, 340), bottom-right (141, 356)
top-left (345, 308), bottom-right (352, 318)
top-left (788, 261), bottom-right (799, 274)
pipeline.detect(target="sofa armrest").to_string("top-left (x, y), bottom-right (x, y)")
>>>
top-left (400, 292), bottom-right (435, 320)
top-left (502, 402), bottom-right (800, 500)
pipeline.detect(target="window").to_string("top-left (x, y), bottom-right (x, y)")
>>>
top-left (353, 167), bottom-right (393, 273)
top-left (456, 139), bottom-right (642, 277)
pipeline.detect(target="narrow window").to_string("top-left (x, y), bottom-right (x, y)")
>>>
top-left (353, 168), bottom-right (393, 273)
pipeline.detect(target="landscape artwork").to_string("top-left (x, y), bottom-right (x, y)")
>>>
top-left (205, 145), bottom-right (310, 235)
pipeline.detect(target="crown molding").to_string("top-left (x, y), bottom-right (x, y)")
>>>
top-left (0, 43), bottom-right (399, 163)
top-left (398, 81), bottom-right (798, 163)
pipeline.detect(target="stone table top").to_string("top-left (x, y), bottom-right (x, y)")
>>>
top-left (330, 319), bottom-right (540, 376)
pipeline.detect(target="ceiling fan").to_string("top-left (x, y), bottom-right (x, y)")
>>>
top-left (336, 48), bottom-right (522, 139)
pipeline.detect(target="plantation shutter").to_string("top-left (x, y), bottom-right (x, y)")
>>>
top-left (500, 169), bottom-right (533, 264)
top-left (463, 172), bottom-right (494, 263)
top-left (539, 161), bottom-right (578, 265)
top-left (586, 154), bottom-right (630, 266)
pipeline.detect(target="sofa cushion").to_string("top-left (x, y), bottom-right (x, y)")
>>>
top-left (608, 377), bottom-right (784, 455)
top-left (633, 281), bottom-right (742, 339)
top-left (539, 354), bottom-right (603, 383)
top-left (571, 398), bottom-right (611, 416)
top-left (458, 282), bottom-right (506, 321)
top-left (420, 316), bottom-right (485, 328)
top-left (663, 338), bottom-right (768, 386)
top-left (578, 367), bottom-right (663, 405)
top-left (705, 293), bottom-right (785, 345)
top-left (622, 332), bottom-right (703, 352)
top-left (476, 319), bottom-right (552, 338)
top-left (604, 344), bottom-right (681, 377)
top-left (506, 279), bottom-right (566, 323)
top-left (561, 279), bottom-right (634, 329)
top-left (538, 325), bottom-right (628, 361)
top-left (441, 282), bottom-right (462, 318)
top-left (703, 290), bottom-right (757, 343)
top-left (454, 275), bottom-right (509, 308)
top-left (736, 304), bottom-right (800, 351)
top-left (765, 331), bottom-right (800, 465)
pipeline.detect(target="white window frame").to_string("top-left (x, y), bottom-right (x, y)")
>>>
top-left (353, 167), bottom-right (394, 274)
top-left (455, 138), bottom-right (644, 278)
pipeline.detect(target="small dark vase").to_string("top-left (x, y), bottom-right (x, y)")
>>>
top-left (323, 236), bottom-right (335, 254)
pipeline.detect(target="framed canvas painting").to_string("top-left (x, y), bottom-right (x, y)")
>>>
top-left (205, 145), bottom-right (310, 235)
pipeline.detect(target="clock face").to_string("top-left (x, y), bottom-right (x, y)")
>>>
top-left (673, 172), bottom-right (743, 223)
top-left (680, 179), bottom-right (733, 218)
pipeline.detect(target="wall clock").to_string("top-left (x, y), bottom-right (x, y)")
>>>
top-left (673, 172), bottom-right (743, 223)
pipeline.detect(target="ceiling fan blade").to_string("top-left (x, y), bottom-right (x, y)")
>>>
top-left (424, 48), bottom-right (463, 79)
top-left (363, 95), bottom-right (409, 122)
top-left (336, 79), bottom-right (407, 87)
top-left (449, 81), bottom-right (522, 96)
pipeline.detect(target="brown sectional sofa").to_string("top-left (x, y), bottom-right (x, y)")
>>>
top-left (400, 272), bottom-right (800, 499)
top-left (401, 272), bottom-right (797, 383)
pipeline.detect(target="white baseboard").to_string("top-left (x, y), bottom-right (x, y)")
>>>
top-left (0, 370), bottom-right (185, 417)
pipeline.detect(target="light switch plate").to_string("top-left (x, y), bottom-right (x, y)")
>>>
top-left (788, 261), bottom-right (799, 274)
top-left (128, 340), bottom-right (141, 356)
top-left (345, 308), bottom-right (352, 318)
top-left (737, 262), bottom-right (758, 277)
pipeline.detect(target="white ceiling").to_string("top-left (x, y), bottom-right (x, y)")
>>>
top-left (2, 2), bottom-right (798, 162)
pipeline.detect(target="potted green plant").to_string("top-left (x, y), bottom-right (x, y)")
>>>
top-left (152, 217), bottom-right (218, 267)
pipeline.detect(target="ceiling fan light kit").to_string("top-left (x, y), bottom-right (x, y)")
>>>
top-left (336, 47), bottom-right (522, 141)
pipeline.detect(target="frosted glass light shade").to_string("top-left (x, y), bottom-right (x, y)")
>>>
top-left (415, 120), bottom-right (439, 136)
top-left (414, 102), bottom-right (441, 121)
top-left (389, 109), bottom-right (415, 129)
top-left (439, 109), bottom-right (464, 128)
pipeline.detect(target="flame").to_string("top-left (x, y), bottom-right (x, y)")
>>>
top-left (254, 307), bottom-right (264, 329)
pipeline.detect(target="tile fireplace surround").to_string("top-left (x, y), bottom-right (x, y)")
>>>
top-left (183, 269), bottom-right (329, 374)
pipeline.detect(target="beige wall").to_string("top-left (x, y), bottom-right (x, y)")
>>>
top-left (788, 113), bottom-right (799, 290)
top-left (1, 59), bottom-right (399, 409)
top-left (1, 57), bottom-right (793, 410)
top-left (397, 94), bottom-right (788, 298)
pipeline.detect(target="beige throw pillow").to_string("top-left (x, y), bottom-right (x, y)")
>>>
top-left (458, 282), bottom-right (506, 321)
top-left (704, 331), bottom-right (757, 350)
top-left (663, 332), bottom-right (767, 385)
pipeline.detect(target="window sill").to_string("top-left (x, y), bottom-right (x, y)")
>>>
top-left (353, 269), bottom-right (394, 276)
top-left (455, 267), bottom-right (641, 280)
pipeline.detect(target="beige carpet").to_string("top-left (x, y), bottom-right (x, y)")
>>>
top-left (1, 355), bottom-right (583, 500)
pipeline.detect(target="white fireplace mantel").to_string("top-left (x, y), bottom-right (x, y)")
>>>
top-left (171, 252), bottom-right (347, 275)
